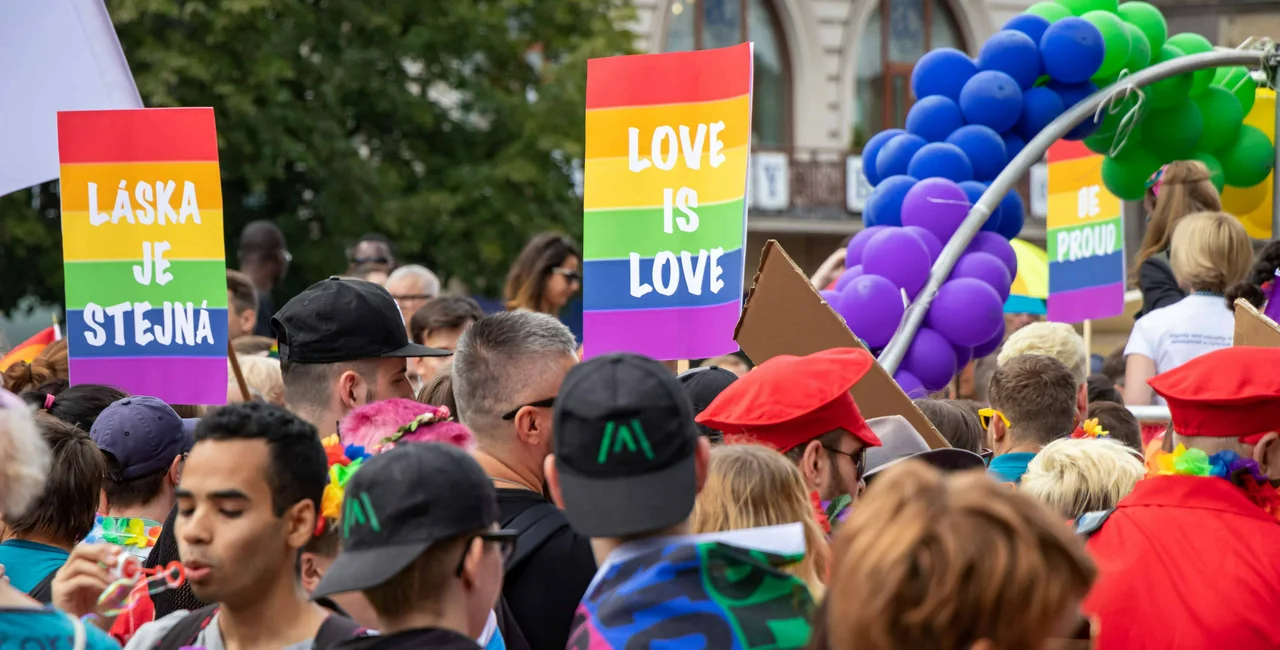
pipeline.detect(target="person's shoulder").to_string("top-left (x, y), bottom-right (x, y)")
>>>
top-left (123, 609), bottom-right (191, 650)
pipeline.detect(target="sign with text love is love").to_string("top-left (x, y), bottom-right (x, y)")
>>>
top-left (582, 43), bottom-right (753, 360)
top-left (58, 108), bottom-right (228, 404)
top-left (1046, 140), bottom-right (1124, 324)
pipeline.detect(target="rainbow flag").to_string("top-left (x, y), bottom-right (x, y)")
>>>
top-left (1045, 140), bottom-right (1125, 323)
top-left (1005, 239), bottom-right (1048, 315)
top-left (0, 327), bottom-right (57, 372)
top-left (581, 44), bottom-right (753, 360)
top-left (58, 108), bottom-right (229, 404)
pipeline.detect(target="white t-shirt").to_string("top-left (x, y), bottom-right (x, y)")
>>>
top-left (1125, 293), bottom-right (1234, 404)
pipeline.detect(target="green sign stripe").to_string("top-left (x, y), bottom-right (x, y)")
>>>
top-left (1046, 217), bottom-right (1123, 262)
top-left (64, 259), bottom-right (229, 310)
top-left (583, 199), bottom-right (746, 260)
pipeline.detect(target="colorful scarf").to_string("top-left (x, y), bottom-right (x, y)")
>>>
top-left (1148, 444), bottom-right (1280, 518)
top-left (567, 541), bottom-right (815, 650)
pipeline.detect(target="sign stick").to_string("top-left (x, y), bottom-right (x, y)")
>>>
top-left (228, 342), bottom-right (250, 402)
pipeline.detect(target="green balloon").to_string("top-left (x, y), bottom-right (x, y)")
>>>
top-left (1118, 1), bottom-right (1167, 51)
top-left (1145, 45), bottom-right (1193, 108)
top-left (1190, 151), bottom-right (1226, 193)
top-left (1214, 66), bottom-right (1257, 116)
top-left (1058, 0), bottom-right (1119, 16)
top-left (1102, 145), bottom-right (1164, 200)
top-left (1121, 23), bottom-right (1151, 76)
top-left (1084, 94), bottom-right (1141, 154)
top-left (1084, 11), bottom-right (1132, 80)
top-left (1193, 86), bottom-right (1243, 152)
top-left (1219, 125), bottom-right (1276, 187)
top-left (1027, 1), bottom-right (1073, 21)
top-left (1165, 33), bottom-right (1214, 95)
top-left (1141, 100), bottom-right (1203, 161)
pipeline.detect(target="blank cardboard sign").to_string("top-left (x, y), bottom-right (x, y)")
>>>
top-left (1233, 298), bottom-right (1280, 348)
top-left (734, 240), bottom-right (948, 449)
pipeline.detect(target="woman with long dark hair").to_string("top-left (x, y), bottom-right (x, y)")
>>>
top-left (504, 233), bottom-right (582, 317)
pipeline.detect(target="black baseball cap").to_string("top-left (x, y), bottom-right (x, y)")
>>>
top-left (90, 396), bottom-right (194, 480)
top-left (553, 353), bottom-right (699, 538)
top-left (677, 366), bottom-right (738, 439)
top-left (312, 443), bottom-right (501, 598)
top-left (272, 277), bottom-right (450, 363)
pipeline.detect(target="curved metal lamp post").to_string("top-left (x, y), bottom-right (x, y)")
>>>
top-left (879, 47), bottom-right (1279, 375)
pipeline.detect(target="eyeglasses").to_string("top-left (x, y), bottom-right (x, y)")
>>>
top-left (501, 397), bottom-right (556, 421)
top-left (392, 293), bottom-right (435, 303)
top-left (354, 256), bottom-right (392, 266)
top-left (454, 529), bottom-right (519, 577)
top-left (551, 268), bottom-right (582, 284)
top-left (822, 445), bottom-right (867, 479)
top-left (978, 408), bottom-right (1011, 429)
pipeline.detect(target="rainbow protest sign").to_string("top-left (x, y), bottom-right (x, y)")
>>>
top-left (58, 108), bottom-right (228, 404)
top-left (582, 44), bottom-right (753, 360)
top-left (1046, 140), bottom-right (1125, 323)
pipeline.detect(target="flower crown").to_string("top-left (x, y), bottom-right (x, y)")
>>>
top-left (316, 434), bottom-right (372, 535)
top-left (374, 405), bottom-right (455, 452)
top-left (1080, 418), bottom-right (1110, 439)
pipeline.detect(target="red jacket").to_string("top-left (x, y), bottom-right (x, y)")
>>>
top-left (1084, 475), bottom-right (1280, 650)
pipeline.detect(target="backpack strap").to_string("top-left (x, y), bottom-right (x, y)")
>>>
top-left (155, 605), bottom-right (219, 650)
top-left (1074, 509), bottom-right (1116, 539)
top-left (27, 569), bottom-right (57, 604)
top-left (314, 613), bottom-right (368, 649)
top-left (504, 502), bottom-right (570, 575)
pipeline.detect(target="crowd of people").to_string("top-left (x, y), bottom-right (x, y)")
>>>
top-left (2, 157), bottom-right (1280, 649)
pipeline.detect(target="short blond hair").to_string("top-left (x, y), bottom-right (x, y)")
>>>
top-left (227, 355), bottom-right (285, 405)
top-left (1170, 211), bottom-right (1253, 293)
top-left (997, 322), bottom-right (1087, 385)
top-left (1020, 438), bottom-right (1144, 520)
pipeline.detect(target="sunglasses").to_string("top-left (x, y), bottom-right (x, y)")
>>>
top-left (501, 397), bottom-right (556, 421)
top-left (822, 445), bottom-right (867, 479)
top-left (353, 256), bottom-right (392, 266)
top-left (978, 408), bottom-right (1011, 429)
top-left (551, 268), bottom-right (582, 284)
top-left (454, 529), bottom-right (519, 577)
top-left (392, 294), bottom-right (435, 303)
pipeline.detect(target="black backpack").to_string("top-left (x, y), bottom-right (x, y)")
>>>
top-left (492, 501), bottom-right (572, 650)
top-left (155, 605), bottom-right (365, 650)
top-left (27, 569), bottom-right (56, 604)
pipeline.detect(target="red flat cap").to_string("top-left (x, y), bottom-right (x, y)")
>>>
top-left (1149, 346), bottom-right (1280, 444)
top-left (695, 347), bottom-right (881, 452)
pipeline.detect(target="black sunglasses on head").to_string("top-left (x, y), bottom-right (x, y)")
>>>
top-left (454, 529), bottom-right (519, 577)
top-left (501, 397), bottom-right (556, 421)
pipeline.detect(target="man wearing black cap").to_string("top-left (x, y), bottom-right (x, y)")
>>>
top-left (273, 277), bottom-right (451, 434)
top-left (85, 396), bottom-right (196, 560)
top-left (314, 443), bottom-right (515, 649)
top-left (547, 353), bottom-right (816, 648)
top-left (676, 365), bottom-right (738, 444)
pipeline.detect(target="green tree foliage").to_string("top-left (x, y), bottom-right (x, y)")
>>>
top-left (0, 0), bottom-right (635, 314)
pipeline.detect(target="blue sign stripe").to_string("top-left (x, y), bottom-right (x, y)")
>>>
top-left (1048, 251), bottom-right (1125, 294)
top-left (584, 247), bottom-right (744, 311)
top-left (67, 306), bottom-right (228, 358)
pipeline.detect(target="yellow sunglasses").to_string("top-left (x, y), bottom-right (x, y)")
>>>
top-left (978, 408), bottom-right (1011, 429)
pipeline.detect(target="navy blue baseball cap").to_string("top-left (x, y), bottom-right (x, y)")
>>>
top-left (90, 396), bottom-right (194, 480)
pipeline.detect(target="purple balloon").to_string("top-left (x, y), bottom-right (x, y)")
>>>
top-left (903, 226), bottom-right (943, 263)
top-left (926, 278), bottom-right (1006, 347)
top-left (894, 370), bottom-right (929, 398)
top-left (835, 264), bottom-right (865, 291)
top-left (846, 227), bottom-right (886, 269)
top-left (862, 229), bottom-right (932, 298)
top-left (952, 342), bottom-right (974, 370)
top-left (838, 274), bottom-right (906, 349)
top-left (972, 324), bottom-right (1007, 358)
top-left (820, 289), bottom-right (840, 305)
top-left (951, 252), bottom-right (1013, 302)
top-left (902, 327), bottom-right (959, 392)
top-left (965, 231), bottom-right (1017, 276)
top-left (901, 177), bottom-right (970, 243)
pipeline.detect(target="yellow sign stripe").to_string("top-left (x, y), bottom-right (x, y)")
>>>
top-left (1047, 191), bottom-right (1121, 228)
top-left (59, 161), bottom-right (224, 213)
top-left (586, 96), bottom-right (751, 160)
top-left (62, 210), bottom-right (226, 262)
top-left (582, 146), bottom-right (748, 210)
top-left (1046, 157), bottom-right (1104, 194)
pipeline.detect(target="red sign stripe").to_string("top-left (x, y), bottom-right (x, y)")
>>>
top-left (586, 44), bottom-right (752, 110)
top-left (57, 108), bottom-right (219, 164)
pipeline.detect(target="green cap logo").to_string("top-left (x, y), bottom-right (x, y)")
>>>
top-left (598, 419), bottom-right (655, 464)
top-left (342, 492), bottom-right (382, 538)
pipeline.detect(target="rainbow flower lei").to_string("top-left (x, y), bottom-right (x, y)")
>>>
top-left (1149, 444), bottom-right (1280, 518)
top-left (1080, 418), bottom-right (1110, 439)
top-left (317, 434), bottom-right (372, 534)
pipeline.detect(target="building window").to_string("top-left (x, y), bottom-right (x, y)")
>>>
top-left (665, 0), bottom-right (791, 149)
top-left (853, 0), bottom-right (965, 148)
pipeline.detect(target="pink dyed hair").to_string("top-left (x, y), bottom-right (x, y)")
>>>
top-left (339, 399), bottom-right (474, 451)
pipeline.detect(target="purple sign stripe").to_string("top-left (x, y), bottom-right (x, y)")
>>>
top-left (1047, 282), bottom-right (1125, 323)
top-left (583, 301), bottom-right (741, 361)
top-left (70, 356), bottom-right (229, 405)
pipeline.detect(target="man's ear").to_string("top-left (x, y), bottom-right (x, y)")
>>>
top-left (544, 455), bottom-right (566, 509)
top-left (799, 439), bottom-right (825, 491)
top-left (693, 437), bottom-right (712, 494)
top-left (1252, 432), bottom-right (1280, 478)
top-left (242, 309), bottom-right (258, 338)
top-left (991, 417), bottom-right (1008, 445)
top-left (1076, 384), bottom-right (1088, 427)
top-left (337, 370), bottom-right (364, 410)
top-left (300, 552), bottom-right (324, 593)
top-left (99, 489), bottom-right (110, 515)
top-left (168, 455), bottom-right (183, 488)
top-left (515, 407), bottom-right (546, 448)
top-left (285, 500), bottom-right (318, 550)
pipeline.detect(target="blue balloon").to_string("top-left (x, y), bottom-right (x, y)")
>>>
top-left (946, 125), bottom-right (1008, 182)
top-left (959, 70), bottom-right (1024, 132)
top-left (864, 175), bottom-right (917, 227)
top-left (997, 190), bottom-right (1026, 239)
top-left (1003, 13), bottom-right (1052, 45)
top-left (958, 180), bottom-right (1003, 231)
top-left (875, 133), bottom-right (928, 180)
top-left (1003, 132), bottom-right (1027, 162)
top-left (912, 48), bottom-right (979, 102)
top-left (906, 96), bottom-right (966, 143)
top-left (1049, 80), bottom-right (1101, 140)
top-left (1040, 17), bottom-right (1105, 84)
top-left (862, 128), bottom-right (905, 186)
top-left (978, 30), bottom-right (1042, 90)
top-left (908, 142), bottom-right (974, 182)
top-left (1015, 86), bottom-right (1066, 140)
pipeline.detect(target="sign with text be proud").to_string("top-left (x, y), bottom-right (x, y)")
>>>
top-left (582, 44), bottom-right (753, 360)
top-left (58, 108), bottom-right (229, 405)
